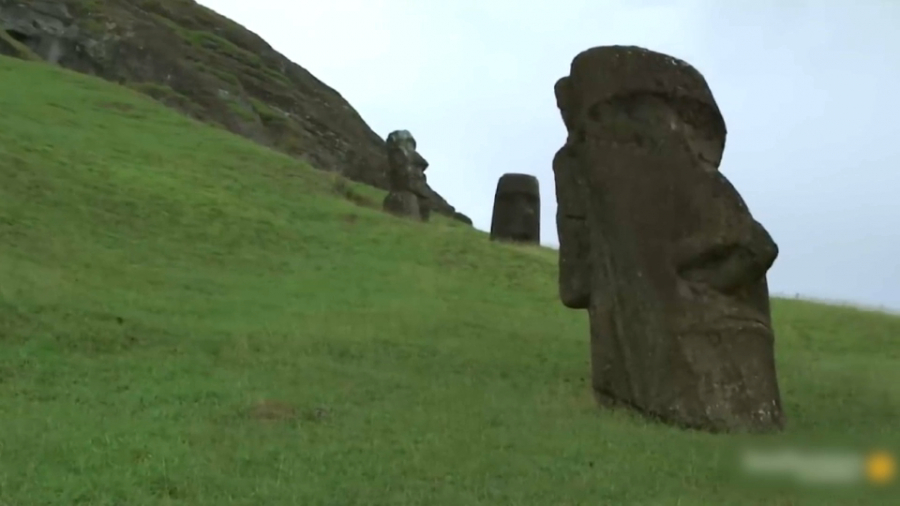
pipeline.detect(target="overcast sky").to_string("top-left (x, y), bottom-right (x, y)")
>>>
top-left (200, 0), bottom-right (899, 311)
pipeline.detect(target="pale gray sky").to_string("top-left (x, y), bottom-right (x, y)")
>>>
top-left (200, 0), bottom-right (900, 311)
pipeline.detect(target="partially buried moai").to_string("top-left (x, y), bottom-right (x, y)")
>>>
top-left (552, 45), bottom-right (785, 433)
top-left (489, 173), bottom-right (540, 244)
top-left (382, 129), bottom-right (430, 221)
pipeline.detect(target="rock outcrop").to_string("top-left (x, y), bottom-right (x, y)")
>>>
top-left (0, 0), bottom-right (460, 216)
top-left (553, 45), bottom-right (784, 433)
top-left (451, 211), bottom-right (472, 226)
top-left (489, 173), bottom-right (540, 244)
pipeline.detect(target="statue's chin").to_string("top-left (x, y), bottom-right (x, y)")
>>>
top-left (560, 291), bottom-right (589, 310)
top-left (672, 322), bottom-right (782, 430)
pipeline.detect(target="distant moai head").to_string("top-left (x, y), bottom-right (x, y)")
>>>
top-left (383, 129), bottom-right (430, 221)
top-left (489, 173), bottom-right (540, 244)
top-left (385, 129), bottom-right (429, 194)
top-left (553, 45), bottom-right (784, 433)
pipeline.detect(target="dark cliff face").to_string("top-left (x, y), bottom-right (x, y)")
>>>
top-left (0, 0), bottom-right (457, 215)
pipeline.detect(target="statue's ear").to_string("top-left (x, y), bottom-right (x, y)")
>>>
top-left (553, 146), bottom-right (590, 309)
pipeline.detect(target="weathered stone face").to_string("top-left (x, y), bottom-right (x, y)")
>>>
top-left (489, 173), bottom-right (540, 244)
top-left (383, 129), bottom-right (430, 221)
top-left (554, 45), bottom-right (784, 433)
top-left (386, 130), bottom-right (423, 193)
top-left (553, 76), bottom-right (591, 309)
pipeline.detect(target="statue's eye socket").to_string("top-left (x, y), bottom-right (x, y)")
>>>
top-left (587, 101), bottom-right (608, 121)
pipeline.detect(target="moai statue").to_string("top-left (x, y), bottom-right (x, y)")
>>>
top-left (489, 173), bottom-right (541, 244)
top-left (552, 45), bottom-right (784, 433)
top-left (382, 130), bottom-right (431, 222)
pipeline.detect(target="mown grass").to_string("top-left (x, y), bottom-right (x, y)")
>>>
top-left (0, 55), bottom-right (897, 505)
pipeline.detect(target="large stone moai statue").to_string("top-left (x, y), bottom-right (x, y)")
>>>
top-left (489, 173), bottom-right (541, 244)
top-left (383, 129), bottom-right (431, 222)
top-left (552, 45), bottom-right (784, 433)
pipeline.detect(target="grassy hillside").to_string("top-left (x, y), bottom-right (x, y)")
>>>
top-left (0, 0), bottom-right (458, 215)
top-left (0, 55), bottom-right (897, 505)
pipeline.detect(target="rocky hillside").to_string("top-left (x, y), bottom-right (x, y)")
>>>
top-left (0, 0), bottom-right (462, 217)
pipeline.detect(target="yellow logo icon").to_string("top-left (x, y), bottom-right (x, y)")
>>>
top-left (865, 450), bottom-right (896, 485)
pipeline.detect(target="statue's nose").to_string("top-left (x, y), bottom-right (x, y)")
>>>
top-left (512, 209), bottom-right (535, 233)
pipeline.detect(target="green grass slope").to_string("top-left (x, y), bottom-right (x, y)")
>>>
top-left (0, 56), bottom-right (898, 505)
